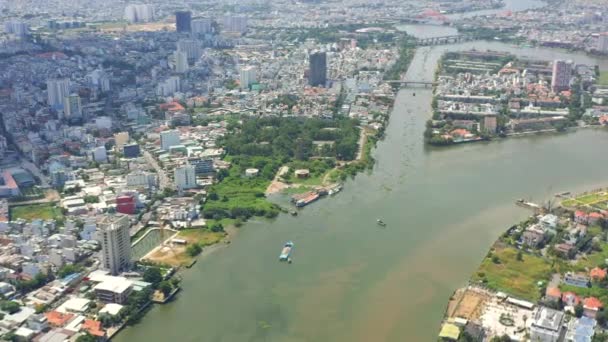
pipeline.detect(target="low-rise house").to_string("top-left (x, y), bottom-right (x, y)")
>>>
top-left (523, 224), bottom-right (547, 248)
top-left (545, 287), bottom-right (561, 303)
top-left (530, 306), bottom-right (566, 342)
top-left (562, 292), bottom-right (581, 308)
top-left (590, 267), bottom-right (607, 281)
top-left (583, 297), bottom-right (603, 319)
top-left (563, 272), bottom-right (590, 288)
top-left (565, 316), bottom-right (596, 342)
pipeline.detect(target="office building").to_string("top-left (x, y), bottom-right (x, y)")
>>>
top-left (222, 16), bottom-right (248, 34)
top-left (174, 164), bottom-right (197, 190)
top-left (114, 132), bottom-right (129, 151)
top-left (174, 50), bottom-right (189, 73)
top-left (176, 39), bottom-right (201, 62)
top-left (190, 158), bottom-right (214, 174)
top-left (597, 33), bottom-right (608, 54)
top-left (122, 144), bottom-right (141, 158)
top-left (239, 66), bottom-right (257, 89)
top-left (63, 94), bottom-right (82, 120)
top-left (309, 51), bottom-right (327, 87)
top-left (92, 146), bottom-right (108, 163)
top-left (160, 130), bottom-right (180, 151)
top-left (126, 171), bottom-right (157, 188)
top-left (98, 215), bottom-right (131, 275)
top-left (124, 4), bottom-right (155, 23)
top-left (175, 11), bottom-right (192, 33)
top-left (551, 59), bottom-right (572, 93)
top-left (47, 79), bottom-right (70, 109)
top-left (192, 19), bottom-right (213, 34)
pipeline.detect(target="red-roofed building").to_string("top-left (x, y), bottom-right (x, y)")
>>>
top-left (590, 267), bottom-right (607, 280)
top-left (583, 297), bottom-right (603, 318)
top-left (589, 212), bottom-right (604, 224)
top-left (159, 101), bottom-right (185, 113)
top-left (45, 311), bottom-right (75, 327)
top-left (575, 211), bottom-right (589, 224)
top-left (82, 319), bottom-right (106, 338)
top-left (562, 292), bottom-right (580, 307)
top-left (0, 171), bottom-right (20, 197)
top-left (545, 287), bottom-right (561, 302)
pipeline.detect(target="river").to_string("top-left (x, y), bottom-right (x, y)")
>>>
top-left (115, 14), bottom-right (608, 342)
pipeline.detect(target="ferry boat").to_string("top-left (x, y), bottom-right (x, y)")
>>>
top-left (328, 184), bottom-right (343, 196)
top-left (279, 241), bottom-right (294, 261)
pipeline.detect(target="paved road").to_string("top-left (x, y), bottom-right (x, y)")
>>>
top-left (143, 150), bottom-right (173, 190)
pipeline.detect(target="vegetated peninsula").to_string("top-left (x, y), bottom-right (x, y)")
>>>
top-left (426, 50), bottom-right (604, 146)
top-left (439, 190), bottom-right (608, 341)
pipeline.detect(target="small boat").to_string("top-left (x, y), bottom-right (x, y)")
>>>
top-left (376, 219), bottom-right (386, 227)
top-left (279, 241), bottom-right (294, 261)
top-left (290, 210), bottom-right (298, 216)
top-left (412, 92), bottom-right (416, 96)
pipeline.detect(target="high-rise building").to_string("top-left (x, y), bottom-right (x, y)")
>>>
top-left (114, 132), bottom-right (130, 151)
top-left (309, 52), bottom-right (327, 87)
top-left (98, 215), bottom-right (131, 275)
top-left (175, 11), bottom-right (192, 33)
top-left (63, 94), bottom-right (82, 120)
top-left (160, 130), bottom-right (181, 151)
top-left (174, 164), bottom-right (197, 190)
top-left (47, 79), bottom-right (70, 109)
top-left (239, 66), bottom-right (257, 89)
top-left (156, 76), bottom-right (181, 97)
top-left (222, 16), bottom-right (248, 34)
top-left (174, 51), bottom-right (189, 73)
top-left (124, 4), bottom-right (155, 23)
top-left (597, 33), bottom-right (608, 54)
top-left (4, 21), bottom-right (29, 37)
top-left (85, 69), bottom-right (110, 92)
top-left (176, 39), bottom-right (201, 62)
top-left (191, 19), bottom-right (214, 35)
top-left (551, 60), bottom-right (572, 93)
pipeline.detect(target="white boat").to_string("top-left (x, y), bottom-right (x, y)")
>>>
top-left (279, 241), bottom-right (294, 261)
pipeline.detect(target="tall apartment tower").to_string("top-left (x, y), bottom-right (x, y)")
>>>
top-left (98, 215), bottom-right (131, 275)
top-left (309, 52), bottom-right (327, 87)
top-left (240, 66), bottom-right (257, 89)
top-left (174, 50), bottom-right (189, 73)
top-left (175, 11), bottom-right (192, 33)
top-left (47, 78), bottom-right (70, 109)
top-left (597, 33), bottom-right (608, 54)
top-left (551, 59), bottom-right (572, 93)
top-left (63, 94), bottom-right (82, 120)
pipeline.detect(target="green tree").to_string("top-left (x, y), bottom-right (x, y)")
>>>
top-left (76, 333), bottom-right (97, 342)
top-left (142, 267), bottom-right (163, 284)
top-left (0, 301), bottom-right (20, 314)
top-left (158, 281), bottom-right (173, 297)
top-left (186, 244), bottom-right (203, 257)
top-left (575, 303), bottom-right (584, 318)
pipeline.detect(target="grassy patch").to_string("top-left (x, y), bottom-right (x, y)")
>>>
top-left (472, 245), bottom-right (552, 301)
top-left (561, 199), bottom-right (579, 208)
top-left (10, 203), bottom-right (63, 221)
top-left (599, 71), bottom-right (608, 86)
top-left (178, 229), bottom-right (226, 246)
top-left (576, 241), bottom-right (608, 271)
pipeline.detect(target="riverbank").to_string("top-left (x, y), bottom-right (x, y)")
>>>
top-left (439, 188), bottom-right (608, 340)
top-left (115, 30), bottom-right (608, 342)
